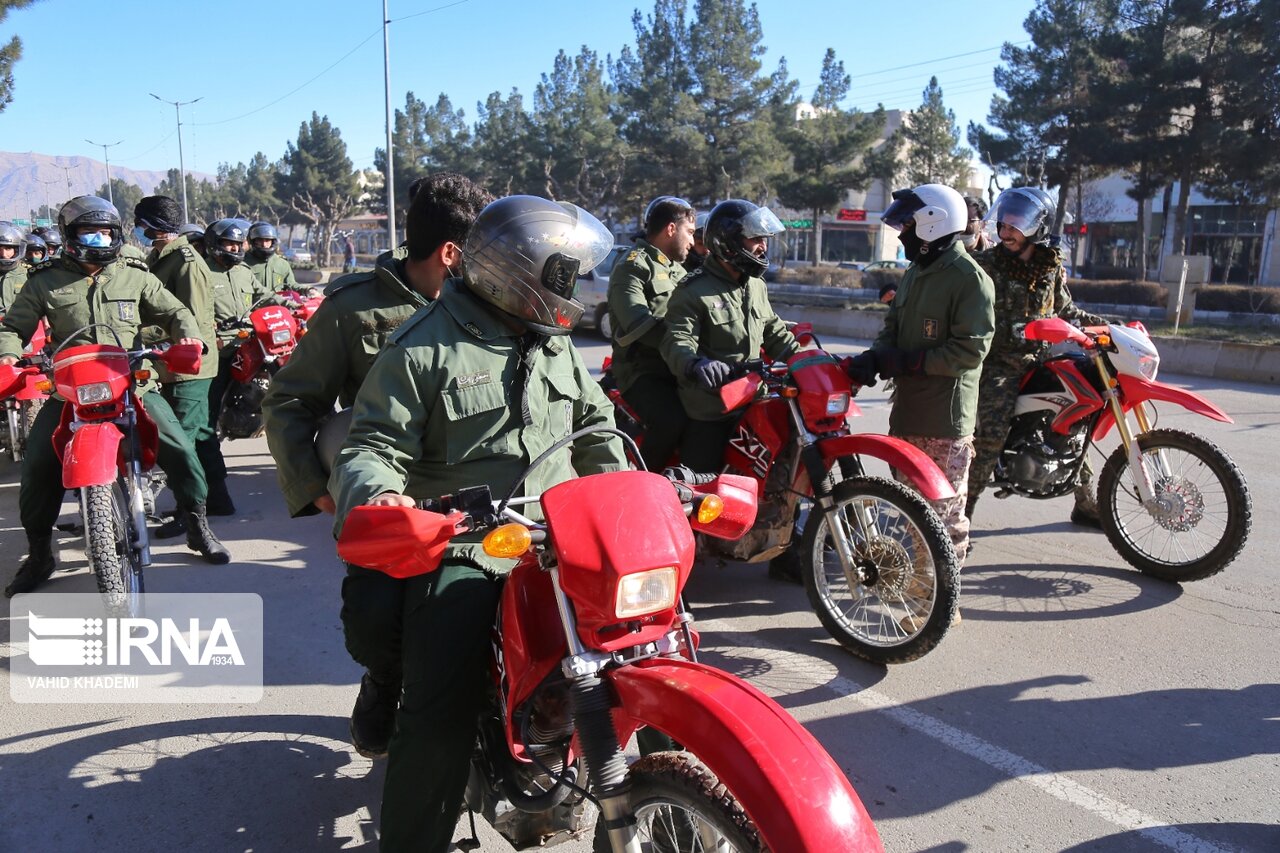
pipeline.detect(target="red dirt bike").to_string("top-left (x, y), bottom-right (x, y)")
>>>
top-left (603, 343), bottom-right (961, 665)
top-left (217, 292), bottom-right (321, 440)
top-left (985, 317), bottom-right (1250, 582)
top-left (45, 325), bottom-right (203, 614)
top-left (337, 429), bottom-right (883, 852)
top-left (0, 320), bottom-right (48, 463)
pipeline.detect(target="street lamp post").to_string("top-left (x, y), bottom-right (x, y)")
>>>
top-left (149, 93), bottom-right (203, 222)
top-left (58, 163), bottom-right (80, 199)
top-left (382, 0), bottom-right (397, 250)
top-left (36, 177), bottom-right (60, 222)
top-left (86, 139), bottom-right (124, 207)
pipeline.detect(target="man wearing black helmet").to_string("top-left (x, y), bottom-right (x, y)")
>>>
top-left (0, 221), bottom-right (28, 315)
top-left (32, 225), bottom-right (63, 259)
top-left (330, 195), bottom-right (626, 852)
top-left (245, 221), bottom-right (299, 294)
top-left (607, 195), bottom-right (695, 472)
top-left (0, 196), bottom-right (230, 597)
top-left (966, 187), bottom-right (1106, 529)
top-left (23, 234), bottom-right (47, 266)
top-left (660, 198), bottom-right (801, 474)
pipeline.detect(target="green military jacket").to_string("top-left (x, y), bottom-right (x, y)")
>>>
top-left (660, 259), bottom-right (800, 421)
top-left (147, 235), bottom-right (218, 382)
top-left (210, 261), bottom-right (274, 346)
top-left (246, 252), bottom-right (298, 294)
top-left (262, 247), bottom-right (428, 517)
top-left (330, 279), bottom-right (627, 574)
top-left (973, 244), bottom-right (1105, 370)
top-left (873, 241), bottom-right (995, 439)
top-left (0, 266), bottom-right (28, 315)
top-left (607, 238), bottom-right (686, 392)
top-left (0, 255), bottom-right (201, 395)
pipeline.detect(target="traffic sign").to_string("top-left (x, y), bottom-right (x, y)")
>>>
top-left (781, 219), bottom-right (813, 228)
top-left (34, 218), bottom-right (52, 227)
top-left (836, 209), bottom-right (867, 222)
top-left (12, 218), bottom-right (30, 227)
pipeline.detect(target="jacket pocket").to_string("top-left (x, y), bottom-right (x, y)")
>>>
top-left (440, 381), bottom-right (512, 463)
top-left (544, 370), bottom-right (582, 440)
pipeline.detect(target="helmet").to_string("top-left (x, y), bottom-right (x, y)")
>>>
top-left (704, 199), bottom-right (784, 278)
top-left (880, 184), bottom-right (967, 242)
top-left (205, 218), bottom-right (251, 266)
top-left (989, 187), bottom-right (1055, 245)
top-left (24, 233), bottom-right (47, 263)
top-left (58, 196), bottom-right (124, 265)
top-left (179, 222), bottom-right (206, 241)
top-left (248, 221), bottom-right (279, 259)
top-left (133, 195), bottom-right (183, 235)
top-left (642, 196), bottom-right (694, 234)
top-left (33, 225), bottom-right (63, 256)
top-left (0, 221), bottom-right (25, 272)
top-left (463, 195), bottom-right (613, 336)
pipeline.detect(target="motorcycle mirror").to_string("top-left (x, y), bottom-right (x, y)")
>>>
top-left (158, 343), bottom-right (203, 376)
top-left (719, 374), bottom-right (763, 413)
top-left (337, 504), bottom-right (468, 578)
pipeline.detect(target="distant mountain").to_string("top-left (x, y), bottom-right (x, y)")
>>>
top-left (0, 151), bottom-right (215, 218)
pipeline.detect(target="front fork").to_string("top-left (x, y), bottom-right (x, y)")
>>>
top-left (1093, 352), bottom-right (1160, 508)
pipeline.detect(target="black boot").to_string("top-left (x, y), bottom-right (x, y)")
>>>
top-left (350, 672), bottom-right (400, 758)
top-left (205, 478), bottom-right (236, 516)
top-left (154, 509), bottom-right (189, 540)
top-left (185, 505), bottom-right (231, 564)
top-left (5, 534), bottom-right (56, 597)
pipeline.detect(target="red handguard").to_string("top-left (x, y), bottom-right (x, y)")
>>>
top-left (337, 504), bottom-right (468, 578)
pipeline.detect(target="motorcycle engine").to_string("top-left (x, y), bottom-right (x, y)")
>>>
top-left (219, 372), bottom-right (270, 440)
top-left (997, 412), bottom-right (1089, 497)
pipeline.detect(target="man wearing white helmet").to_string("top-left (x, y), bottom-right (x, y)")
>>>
top-left (844, 184), bottom-right (994, 579)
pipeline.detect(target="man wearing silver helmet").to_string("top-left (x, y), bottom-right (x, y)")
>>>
top-left (329, 195), bottom-right (626, 853)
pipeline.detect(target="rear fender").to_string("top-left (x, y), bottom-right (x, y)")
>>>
top-left (62, 422), bottom-right (124, 488)
top-left (818, 433), bottom-right (955, 501)
top-left (1091, 375), bottom-right (1233, 440)
top-left (608, 659), bottom-right (882, 852)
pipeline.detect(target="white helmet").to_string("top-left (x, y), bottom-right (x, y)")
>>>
top-left (880, 184), bottom-right (968, 242)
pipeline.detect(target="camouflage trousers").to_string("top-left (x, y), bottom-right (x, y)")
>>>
top-left (893, 434), bottom-right (973, 568)
top-left (966, 362), bottom-right (1097, 517)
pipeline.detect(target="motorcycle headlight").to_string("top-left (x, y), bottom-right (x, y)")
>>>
top-left (1138, 354), bottom-right (1159, 381)
top-left (615, 567), bottom-right (678, 619)
top-left (826, 393), bottom-right (850, 416)
top-left (271, 329), bottom-right (293, 345)
top-left (76, 382), bottom-right (113, 405)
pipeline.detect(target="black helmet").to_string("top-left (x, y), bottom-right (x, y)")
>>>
top-left (58, 196), bottom-right (124, 265)
top-left (133, 195), bottom-right (183, 235)
top-left (463, 196), bottom-right (613, 336)
top-left (704, 199), bottom-right (784, 278)
top-left (989, 187), bottom-right (1055, 245)
top-left (24, 233), bottom-right (47, 263)
top-left (33, 225), bottom-right (63, 256)
top-left (0, 221), bottom-right (25, 272)
top-left (205, 218), bottom-right (251, 266)
top-left (248, 221), bottom-right (279, 259)
top-left (179, 222), bottom-right (205, 241)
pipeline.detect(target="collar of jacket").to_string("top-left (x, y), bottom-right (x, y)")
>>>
top-left (374, 246), bottom-right (430, 305)
top-left (438, 278), bottom-right (517, 341)
top-left (637, 238), bottom-right (673, 269)
top-left (911, 241), bottom-right (967, 279)
top-left (149, 234), bottom-right (193, 265)
top-left (702, 256), bottom-right (753, 289)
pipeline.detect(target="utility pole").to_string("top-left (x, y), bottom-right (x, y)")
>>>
top-left (36, 177), bottom-right (60, 221)
top-left (58, 163), bottom-right (80, 198)
top-left (86, 139), bottom-right (124, 207)
top-left (149, 93), bottom-right (203, 222)
top-left (382, 0), bottom-right (397, 250)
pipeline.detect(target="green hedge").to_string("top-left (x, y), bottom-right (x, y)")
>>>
top-left (1065, 279), bottom-right (1167, 307)
top-left (1191, 284), bottom-right (1280, 314)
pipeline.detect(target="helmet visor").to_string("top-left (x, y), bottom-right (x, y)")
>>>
top-left (555, 203), bottom-right (614, 273)
top-left (880, 191), bottom-right (924, 232)
top-left (739, 206), bottom-right (785, 239)
top-left (989, 191), bottom-right (1045, 239)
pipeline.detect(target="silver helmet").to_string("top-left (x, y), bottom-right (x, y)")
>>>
top-left (58, 196), bottom-right (124, 265)
top-left (0, 221), bottom-right (25, 272)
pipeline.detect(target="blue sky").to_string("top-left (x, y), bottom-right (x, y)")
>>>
top-left (1, 0), bottom-right (1035, 187)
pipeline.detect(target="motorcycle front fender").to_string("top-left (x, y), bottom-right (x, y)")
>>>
top-left (608, 659), bottom-right (883, 852)
top-left (62, 422), bottom-right (124, 488)
top-left (1091, 374), bottom-right (1234, 440)
top-left (817, 433), bottom-right (956, 501)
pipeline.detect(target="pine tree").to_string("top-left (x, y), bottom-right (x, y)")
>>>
top-left (0, 0), bottom-right (37, 113)
top-left (471, 89), bottom-right (541, 197)
top-left (901, 77), bottom-right (972, 188)
top-left (276, 113), bottom-right (359, 268)
top-left (373, 92), bottom-right (474, 221)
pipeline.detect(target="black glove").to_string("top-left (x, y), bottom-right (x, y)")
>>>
top-left (877, 347), bottom-right (926, 379)
top-left (842, 351), bottom-right (878, 387)
top-left (689, 357), bottom-right (733, 391)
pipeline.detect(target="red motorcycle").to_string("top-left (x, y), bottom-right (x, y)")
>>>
top-left (604, 345), bottom-right (961, 664)
top-left (47, 325), bottom-right (203, 614)
top-left (986, 317), bottom-right (1251, 582)
top-left (218, 293), bottom-right (321, 440)
top-left (0, 321), bottom-right (48, 463)
top-left (337, 430), bottom-right (883, 853)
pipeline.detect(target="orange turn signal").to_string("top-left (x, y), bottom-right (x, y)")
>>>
top-left (134, 369), bottom-right (151, 381)
top-left (695, 494), bottom-right (724, 524)
top-left (483, 523), bottom-right (533, 558)
top-left (35, 379), bottom-right (53, 393)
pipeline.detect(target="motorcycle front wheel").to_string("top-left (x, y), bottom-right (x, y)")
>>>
top-left (800, 475), bottom-right (959, 665)
top-left (5, 399), bottom-right (40, 463)
top-left (592, 753), bottom-right (761, 852)
top-left (84, 479), bottom-right (145, 616)
top-left (1098, 428), bottom-right (1251, 582)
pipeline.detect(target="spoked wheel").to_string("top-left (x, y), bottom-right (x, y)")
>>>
top-left (593, 753), bottom-right (761, 852)
top-left (801, 476), bottom-right (959, 664)
top-left (84, 479), bottom-right (145, 616)
top-left (1098, 428), bottom-right (1250, 583)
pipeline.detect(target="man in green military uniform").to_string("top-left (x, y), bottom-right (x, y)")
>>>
top-left (245, 222), bottom-right (300, 294)
top-left (134, 196), bottom-right (220, 538)
top-left (330, 196), bottom-right (626, 853)
top-left (23, 233), bottom-right (47, 266)
top-left (844, 184), bottom-right (995, 574)
top-left (607, 195), bottom-right (695, 472)
top-left (262, 172), bottom-right (491, 759)
top-left (0, 222), bottom-right (28, 315)
top-left (1, 196), bottom-right (229, 597)
top-left (966, 187), bottom-right (1106, 528)
top-left (661, 199), bottom-right (800, 474)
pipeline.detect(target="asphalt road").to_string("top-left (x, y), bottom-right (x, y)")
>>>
top-left (1, 329), bottom-right (1276, 853)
